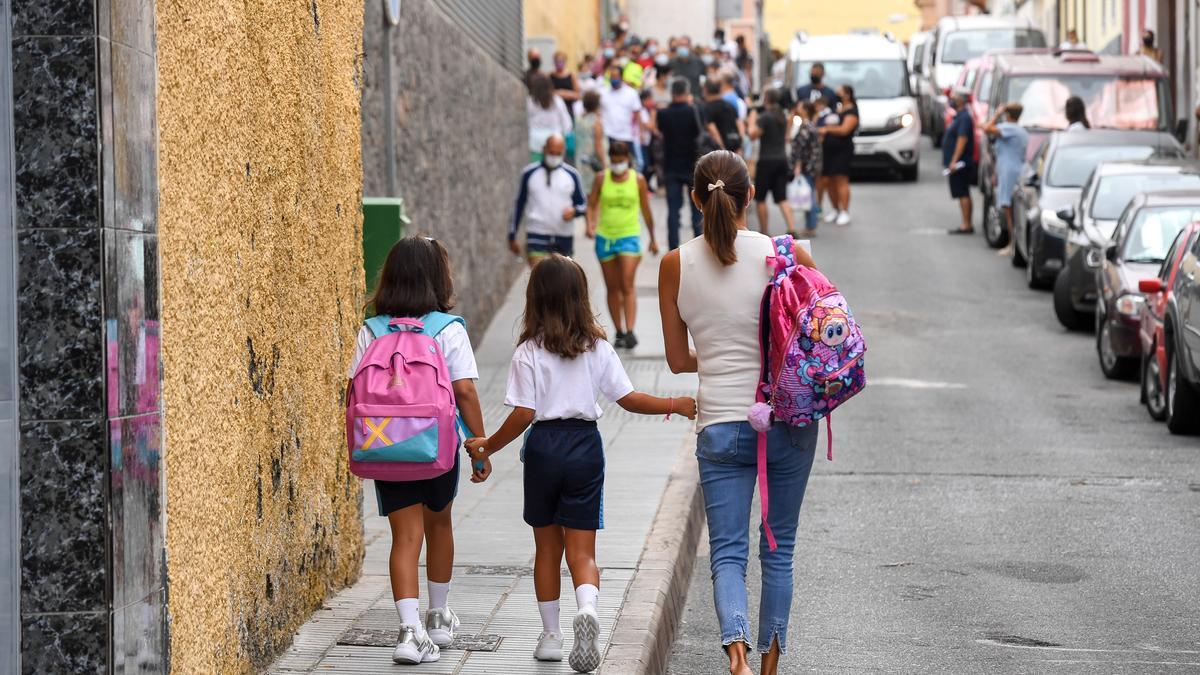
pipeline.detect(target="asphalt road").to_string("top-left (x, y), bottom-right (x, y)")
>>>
top-left (666, 145), bottom-right (1200, 674)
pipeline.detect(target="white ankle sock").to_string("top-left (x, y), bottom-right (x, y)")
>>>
top-left (395, 598), bottom-right (420, 627)
top-left (538, 600), bottom-right (561, 634)
top-left (427, 580), bottom-right (450, 611)
top-left (575, 584), bottom-right (599, 611)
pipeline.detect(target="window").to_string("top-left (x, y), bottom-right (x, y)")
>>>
top-left (1005, 75), bottom-right (1168, 131)
top-left (1046, 145), bottom-right (1159, 188)
top-left (939, 29), bottom-right (1046, 64)
top-left (1122, 206), bottom-right (1200, 263)
top-left (795, 60), bottom-right (909, 98)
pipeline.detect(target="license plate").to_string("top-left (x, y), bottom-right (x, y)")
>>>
top-left (854, 144), bottom-right (874, 155)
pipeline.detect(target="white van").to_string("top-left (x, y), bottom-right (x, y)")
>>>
top-left (787, 32), bottom-right (921, 181)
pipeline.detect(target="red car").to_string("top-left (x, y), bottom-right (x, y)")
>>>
top-left (1137, 222), bottom-right (1200, 424)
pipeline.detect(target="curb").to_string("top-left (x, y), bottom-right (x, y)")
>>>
top-left (600, 435), bottom-right (704, 675)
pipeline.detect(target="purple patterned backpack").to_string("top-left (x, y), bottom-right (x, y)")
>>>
top-left (748, 235), bottom-right (866, 549)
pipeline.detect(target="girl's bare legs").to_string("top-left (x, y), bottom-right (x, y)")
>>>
top-left (756, 200), bottom-right (770, 233)
top-left (387, 504), bottom-right (425, 601)
top-left (423, 503), bottom-right (454, 586)
top-left (533, 525), bottom-right (566, 602)
top-left (618, 255), bottom-right (641, 336)
top-left (600, 259), bottom-right (625, 333)
top-left (778, 201), bottom-right (796, 234)
top-left (562, 528), bottom-right (600, 588)
top-left (725, 641), bottom-right (753, 675)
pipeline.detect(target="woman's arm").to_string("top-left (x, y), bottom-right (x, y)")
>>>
top-left (638, 174), bottom-right (659, 253)
top-left (593, 118), bottom-right (606, 164)
top-left (747, 109), bottom-right (763, 140)
top-left (823, 112), bottom-right (858, 137)
top-left (707, 121), bottom-right (725, 149)
top-left (658, 251), bottom-right (699, 373)
top-left (617, 392), bottom-right (696, 418)
top-left (586, 171), bottom-right (604, 238)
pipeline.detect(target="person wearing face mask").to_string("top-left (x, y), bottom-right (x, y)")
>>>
top-left (550, 51), bottom-right (580, 123)
top-left (795, 62), bottom-right (836, 106)
top-left (586, 142), bottom-right (659, 349)
top-left (1139, 30), bottom-right (1162, 63)
top-left (600, 65), bottom-right (643, 164)
top-left (509, 135), bottom-right (587, 266)
top-left (525, 47), bottom-right (543, 91)
top-left (621, 44), bottom-right (645, 89)
top-left (637, 39), bottom-right (658, 70)
top-left (649, 58), bottom-right (673, 109)
top-left (670, 37), bottom-right (705, 103)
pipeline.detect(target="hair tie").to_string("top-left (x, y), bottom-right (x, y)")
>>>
top-left (707, 180), bottom-right (725, 192)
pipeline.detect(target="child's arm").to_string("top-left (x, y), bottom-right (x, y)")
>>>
top-left (452, 379), bottom-right (485, 438)
top-left (465, 407), bottom-right (536, 458)
top-left (617, 392), bottom-right (696, 419)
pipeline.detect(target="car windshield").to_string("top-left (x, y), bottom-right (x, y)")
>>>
top-left (1046, 145), bottom-right (1158, 187)
top-left (1123, 206), bottom-right (1200, 262)
top-left (1005, 75), bottom-right (1166, 131)
top-left (797, 60), bottom-right (908, 98)
top-left (1092, 174), bottom-right (1200, 224)
top-left (939, 29), bottom-right (1046, 64)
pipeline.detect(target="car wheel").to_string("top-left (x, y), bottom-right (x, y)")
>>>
top-left (1053, 269), bottom-right (1089, 331)
top-left (1143, 348), bottom-right (1167, 421)
top-left (1165, 345), bottom-right (1200, 434)
top-left (1026, 233), bottom-right (1052, 289)
top-left (1011, 231), bottom-right (1027, 268)
top-left (1096, 312), bottom-right (1136, 380)
top-left (983, 199), bottom-right (1008, 248)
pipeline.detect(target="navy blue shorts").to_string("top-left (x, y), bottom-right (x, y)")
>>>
top-left (948, 168), bottom-right (974, 199)
top-left (522, 419), bottom-right (604, 530)
top-left (526, 233), bottom-right (575, 258)
top-left (374, 452), bottom-right (460, 515)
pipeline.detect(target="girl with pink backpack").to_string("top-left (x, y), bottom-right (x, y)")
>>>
top-left (345, 237), bottom-right (487, 665)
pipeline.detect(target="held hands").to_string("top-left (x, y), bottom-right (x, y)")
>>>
top-left (464, 436), bottom-right (488, 458)
top-left (470, 456), bottom-right (491, 483)
top-left (562, 206), bottom-right (577, 221)
top-left (670, 396), bottom-right (698, 420)
top-left (464, 437), bottom-right (491, 483)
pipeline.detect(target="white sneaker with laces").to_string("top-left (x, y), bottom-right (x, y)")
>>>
top-left (392, 625), bottom-right (440, 665)
top-left (534, 631), bottom-right (564, 661)
top-left (425, 606), bottom-right (460, 649)
top-left (822, 209), bottom-right (839, 223)
top-left (835, 211), bottom-right (851, 226)
top-left (568, 606), bottom-right (601, 673)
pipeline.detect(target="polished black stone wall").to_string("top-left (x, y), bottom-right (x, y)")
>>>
top-left (11, 0), bottom-right (163, 672)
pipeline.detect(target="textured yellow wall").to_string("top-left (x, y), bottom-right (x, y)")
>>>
top-left (525, 0), bottom-right (602, 63)
top-left (156, 0), bottom-right (365, 671)
top-left (764, 0), bottom-right (921, 47)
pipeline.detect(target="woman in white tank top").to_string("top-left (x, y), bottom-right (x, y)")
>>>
top-left (658, 151), bottom-right (819, 675)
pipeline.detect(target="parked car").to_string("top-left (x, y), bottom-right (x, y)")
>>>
top-left (1010, 130), bottom-right (1183, 289)
top-left (1137, 223), bottom-right (1200, 429)
top-left (1095, 191), bottom-right (1200, 379)
top-left (907, 30), bottom-right (932, 126)
top-left (786, 32), bottom-right (921, 180)
top-left (920, 15), bottom-right (1045, 146)
top-left (1053, 159), bottom-right (1200, 331)
top-left (977, 50), bottom-right (1174, 248)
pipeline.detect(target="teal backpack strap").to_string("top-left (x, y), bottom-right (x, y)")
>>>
top-left (364, 314), bottom-right (393, 338)
top-left (420, 311), bottom-right (467, 338)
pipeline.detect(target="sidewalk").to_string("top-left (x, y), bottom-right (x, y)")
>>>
top-left (267, 196), bottom-right (702, 674)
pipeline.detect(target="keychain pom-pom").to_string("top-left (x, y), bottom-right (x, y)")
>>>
top-left (748, 402), bottom-right (773, 432)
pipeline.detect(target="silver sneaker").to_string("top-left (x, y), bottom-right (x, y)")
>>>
top-left (534, 631), bottom-right (563, 661)
top-left (568, 606), bottom-right (601, 673)
top-left (392, 624), bottom-right (440, 665)
top-left (425, 606), bottom-right (460, 648)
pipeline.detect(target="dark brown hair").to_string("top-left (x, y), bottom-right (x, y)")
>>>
top-left (693, 150), bottom-right (750, 266)
top-left (368, 236), bottom-right (455, 317)
top-left (530, 72), bottom-right (554, 110)
top-left (519, 255), bottom-right (606, 359)
top-left (582, 89), bottom-right (601, 113)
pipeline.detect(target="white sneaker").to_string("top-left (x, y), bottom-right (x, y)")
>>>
top-left (822, 209), bottom-right (839, 223)
top-left (835, 211), bottom-right (851, 226)
top-left (392, 625), bottom-right (440, 664)
top-left (534, 631), bottom-right (564, 661)
top-left (425, 606), bottom-right (460, 649)
top-left (568, 606), bottom-right (601, 673)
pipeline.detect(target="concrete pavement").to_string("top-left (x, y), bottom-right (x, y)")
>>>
top-left (667, 146), bottom-right (1200, 674)
top-left (267, 193), bottom-right (703, 673)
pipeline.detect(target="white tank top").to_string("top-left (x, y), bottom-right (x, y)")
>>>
top-left (677, 230), bottom-right (774, 430)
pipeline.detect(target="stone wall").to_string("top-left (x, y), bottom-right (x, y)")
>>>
top-left (361, 0), bottom-right (528, 340)
top-left (156, 0), bottom-right (365, 671)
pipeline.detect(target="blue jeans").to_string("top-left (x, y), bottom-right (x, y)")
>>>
top-left (665, 172), bottom-right (702, 250)
top-left (801, 173), bottom-right (818, 232)
top-left (695, 421), bottom-right (817, 654)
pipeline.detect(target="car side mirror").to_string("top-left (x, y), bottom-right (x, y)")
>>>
top-left (1055, 206), bottom-right (1075, 224)
top-left (1025, 174), bottom-right (1040, 188)
top-left (1174, 119), bottom-right (1189, 144)
top-left (1139, 278), bottom-right (1164, 294)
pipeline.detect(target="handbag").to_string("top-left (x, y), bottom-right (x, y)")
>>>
top-left (693, 104), bottom-right (720, 156)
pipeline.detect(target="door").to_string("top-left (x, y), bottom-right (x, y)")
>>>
top-left (1185, 233), bottom-right (1200, 372)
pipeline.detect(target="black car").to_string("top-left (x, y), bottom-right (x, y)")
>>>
top-left (1095, 191), bottom-right (1200, 379)
top-left (1009, 130), bottom-right (1183, 290)
top-left (1054, 159), bottom-right (1200, 331)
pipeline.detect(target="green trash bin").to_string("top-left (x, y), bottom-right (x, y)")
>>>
top-left (362, 197), bottom-right (409, 317)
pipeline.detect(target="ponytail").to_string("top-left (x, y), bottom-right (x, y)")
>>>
top-left (693, 150), bottom-right (750, 266)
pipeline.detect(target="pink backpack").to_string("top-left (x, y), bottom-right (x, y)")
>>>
top-left (345, 313), bottom-right (464, 482)
top-left (749, 236), bottom-right (866, 549)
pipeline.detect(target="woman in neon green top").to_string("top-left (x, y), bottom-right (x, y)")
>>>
top-left (585, 141), bottom-right (658, 349)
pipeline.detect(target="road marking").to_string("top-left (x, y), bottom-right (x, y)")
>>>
top-left (909, 227), bottom-right (951, 235)
top-left (870, 377), bottom-right (967, 389)
top-left (976, 638), bottom-right (1200, 656)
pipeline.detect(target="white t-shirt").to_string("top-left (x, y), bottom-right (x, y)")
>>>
top-left (600, 85), bottom-right (642, 143)
top-left (504, 339), bottom-right (634, 421)
top-left (347, 322), bottom-right (478, 381)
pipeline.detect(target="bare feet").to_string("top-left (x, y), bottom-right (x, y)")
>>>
top-left (726, 641), bottom-right (753, 675)
top-left (997, 244), bottom-right (1014, 256)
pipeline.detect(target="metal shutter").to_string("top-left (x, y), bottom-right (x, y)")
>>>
top-left (429, 0), bottom-right (525, 77)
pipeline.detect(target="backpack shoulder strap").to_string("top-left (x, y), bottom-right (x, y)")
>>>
top-left (420, 311), bottom-right (467, 339)
top-left (767, 235), bottom-right (796, 283)
top-left (364, 314), bottom-right (393, 339)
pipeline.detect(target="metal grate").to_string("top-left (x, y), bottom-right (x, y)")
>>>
top-left (428, 0), bottom-right (525, 78)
